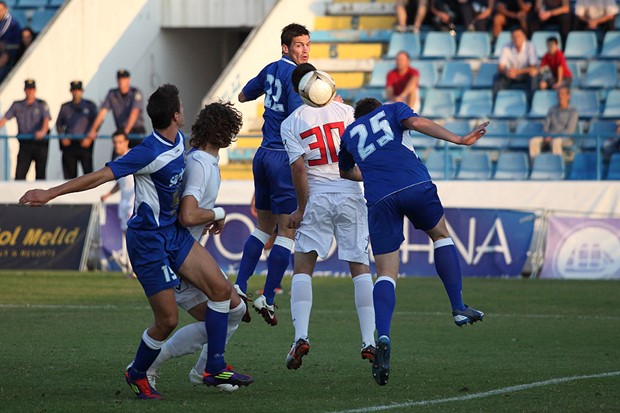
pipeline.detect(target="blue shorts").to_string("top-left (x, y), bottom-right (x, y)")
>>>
top-left (368, 181), bottom-right (444, 255)
top-left (253, 147), bottom-right (297, 215)
top-left (126, 222), bottom-right (195, 297)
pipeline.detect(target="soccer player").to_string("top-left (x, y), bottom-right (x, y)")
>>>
top-left (338, 98), bottom-right (487, 386)
top-left (235, 23), bottom-right (311, 325)
top-left (19, 84), bottom-right (253, 399)
top-left (280, 64), bottom-right (375, 369)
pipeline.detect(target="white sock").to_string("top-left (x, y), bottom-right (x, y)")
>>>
top-left (290, 273), bottom-right (312, 341)
top-left (353, 273), bottom-right (375, 346)
top-left (150, 323), bottom-right (207, 371)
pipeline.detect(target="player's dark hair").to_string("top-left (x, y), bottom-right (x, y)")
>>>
top-left (354, 98), bottom-right (382, 119)
top-left (112, 130), bottom-right (128, 140)
top-left (190, 101), bottom-right (242, 149)
top-left (147, 84), bottom-right (181, 130)
top-left (546, 37), bottom-right (558, 45)
top-left (291, 63), bottom-right (316, 93)
top-left (281, 23), bottom-right (310, 47)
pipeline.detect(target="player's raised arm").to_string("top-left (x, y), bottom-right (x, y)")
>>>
top-left (19, 166), bottom-right (115, 206)
top-left (403, 116), bottom-right (489, 146)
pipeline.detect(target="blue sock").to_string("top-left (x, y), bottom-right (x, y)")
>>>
top-left (235, 232), bottom-right (267, 293)
top-left (204, 300), bottom-right (230, 374)
top-left (263, 239), bottom-right (292, 305)
top-left (129, 330), bottom-right (162, 379)
top-left (373, 277), bottom-right (396, 338)
top-left (434, 238), bottom-right (465, 311)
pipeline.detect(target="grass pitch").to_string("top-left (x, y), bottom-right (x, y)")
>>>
top-left (0, 271), bottom-right (619, 413)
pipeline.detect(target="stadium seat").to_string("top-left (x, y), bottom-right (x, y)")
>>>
top-left (581, 120), bottom-right (618, 150)
top-left (493, 31), bottom-right (511, 58)
top-left (606, 153), bottom-right (620, 179)
top-left (422, 32), bottom-right (456, 59)
top-left (49, 0), bottom-right (65, 7)
top-left (567, 61), bottom-right (581, 85)
top-left (18, 0), bottom-right (48, 7)
top-left (475, 120), bottom-right (510, 149)
top-left (409, 129), bottom-right (438, 149)
top-left (437, 61), bottom-right (473, 88)
top-left (530, 153), bottom-right (564, 180)
top-left (386, 32), bottom-right (421, 58)
top-left (602, 89), bottom-right (620, 118)
top-left (531, 31), bottom-right (562, 58)
top-left (421, 89), bottom-right (456, 118)
top-left (512, 120), bottom-right (544, 150)
top-left (368, 60), bottom-right (394, 88)
top-left (456, 32), bottom-right (491, 59)
top-left (564, 31), bottom-right (598, 59)
top-left (425, 150), bottom-right (456, 179)
top-left (581, 61), bottom-right (618, 89)
top-left (457, 89), bottom-right (493, 118)
top-left (600, 31), bottom-right (620, 59)
top-left (472, 62), bottom-right (498, 89)
top-left (570, 89), bottom-right (600, 119)
top-left (310, 30), bottom-right (393, 43)
top-left (11, 9), bottom-right (28, 27)
top-left (492, 90), bottom-right (528, 118)
top-left (354, 87), bottom-right (385, 103)
top-left (528, 90), bottom-right (558, 119)
top-left (412, 60), bottom-right (439, 88)
top-left (444, 119), bottom-right (471, 136)
top-left (568, 152), bottom-right (599, 180)
top-left (457, 151), bottom-right (492, 179)
top-left (494, 152), bottom-right (530, 180)
top-left (31, 9), bottom-right (56, 32)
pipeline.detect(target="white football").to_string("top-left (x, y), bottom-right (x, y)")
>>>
top-left (298, 70), bottom-right (336, 108)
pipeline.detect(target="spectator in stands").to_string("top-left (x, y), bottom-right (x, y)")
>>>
top-left (0, 1), bottom-right (21, 63)
top-left (457, 0), bottom-right (495, 31)
top-left (530, 0), bottom-right (571, 45)
top-left (493, 0), bottom-right (534, 39)
top-left (528, 86), bottom-right (577, 159)
top-left (15, 27), bottom-right (35, 62)
top-left (385, 50), bottom-right (420, 112)
top-left (0, 79), bottom-right (50, 180)
top-left (88, 69), bottom-right (146, 152)
top-left (0, 40), bottom-right (10, 81)
top-left (429, 0), bottom-right (460, 33)
top-left (56, 80), bottom-right (98, 179)
top-left (493, 28), bottom-right (538, 99)
top-left (538, 37), bottom-right (572, 90)
top-left (395, 0), bottom-right (429, 33)
top-left (574, 0), bottom-right (619, 32)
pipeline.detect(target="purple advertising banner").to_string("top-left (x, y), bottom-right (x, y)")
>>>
top-left (540, 216), bottom-right (620, 280)
top-left (100, 204), bottom-right (124, 272)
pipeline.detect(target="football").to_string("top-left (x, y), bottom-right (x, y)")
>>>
top-left (298, 70), bottom-right (336, 108)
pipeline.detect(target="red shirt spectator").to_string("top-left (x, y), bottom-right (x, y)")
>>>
top-left (539, 37), bottom-right (571, 89)
top-left (387, 66), bottom-right (420, 97)
top-left (385, 51), bottom-right (421, 111)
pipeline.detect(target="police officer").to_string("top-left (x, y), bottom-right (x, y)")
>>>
top-left (87, 69), bottom-right (145, 153)
top-left (56, 80), bottom-right (98, 179)
top-left (0, 79), bottom-right (50, 180)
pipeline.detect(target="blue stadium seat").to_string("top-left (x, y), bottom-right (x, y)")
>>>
top-left (18, 0), bottom-right (48, 7)
top-left (493, 31), bottom-right (511, 58)
top-left (581, 120), bottom-right (618, 150)
top-left (568, 152), bottom-right (599, 180)
top-left (475, 120), bottom-right (510, 149)
top-left (386, 32), bottom-right (421, 58)
top-left (567, 61), bottom-right (581, 85)
top-left (31, 9), bottom-right (55, 32)
top-left (311, 30), bottom-right (392, 43)
top-left (48, 0), bottom-right (64, 7)
top-left (512, 120), bottom-right (544, 150)
top-left (606, 153), bottom-right (620, 180)
top-left (530, 153), bottom-right (564, 180)
top-left (354, 87), bottom-right (385, 103)
top-left (602, 89), bottom-right (620, 118)
top-left (564, 31), bottom-right (598, 59)
top-left (437, 61), bottom-right (472, 88)
top-left (494, 152), bottom-right (529, 180)
top-left (409, 130), bottom-right (438, 149)
top-left (456, 32), bottom-right (491, 59)
top-left (421, 89), bottom-right (456, 118)
top-left (570, 89), bottom-right (600, 119)
top-left (422, 32), bottom-right (456, 59)
top-left (528, 90), bottom-right (558, 119)
top-left (411, 60), bottom-right (438, 88)
top-left (336, 88), bottom-right (359, 102)
top-left (444, 119), bottom-right (471, 136)
top-left (457, 151), bottom-right (492, 179)
top-left (600, 31), bottom-right (620, 59)
top-left (4, 0), bottom-right (17, 7)
top-left (531, 31), bottom-right (562, 58)
top-left (457, 89), bottom-right (493, 118)
top-left (368, 60), bottom-right (394, 88)
top-left (425, 150), bottom-right (456, 179)
top-left (492, 90), bottom-right (528, 118)
top-left (11, 9), bottom-right (28, 27)
top-left (472, 62), bottom-right (498, 89)
top-left (581, 61), bottom-right (618, 89)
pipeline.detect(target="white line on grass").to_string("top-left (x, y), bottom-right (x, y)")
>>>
top-left (327, 371), bottom-right (620, 413)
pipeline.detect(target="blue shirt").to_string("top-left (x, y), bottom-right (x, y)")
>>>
top-left (5, 99), bottom-right (51, 136)
top-left (107, 130), bottom-right (186, 230)
top-left (241, 56), bottom-right (302, 150)
top-left (101, 87), bottom-right (145, 131)
top-left (56, 99), bottom-right (98, 146)
top-left (338, 102), bottom-right (431, 207)
top-left (0, 13), bottom-right (21, 46)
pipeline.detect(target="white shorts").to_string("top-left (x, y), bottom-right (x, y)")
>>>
top-left (295, 192), bottom-right (369, 264)
top-left (173, 269), bottom-right (229, 311)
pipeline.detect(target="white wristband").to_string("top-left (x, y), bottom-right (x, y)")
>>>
top-left (212, 207), bottom-right (226, 221)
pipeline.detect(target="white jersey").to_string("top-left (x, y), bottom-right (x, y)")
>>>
top-left (181, 148), bottom-right (221, 240)
top-left (281, 101), bottom-right (362, 195)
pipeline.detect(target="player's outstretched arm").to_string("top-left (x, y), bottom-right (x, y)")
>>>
top-left (404, 116), bottom-right (488, 146)
top-left (19, 167), bottom-right (116, 206)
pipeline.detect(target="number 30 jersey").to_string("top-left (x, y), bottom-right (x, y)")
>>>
top-left (338, 102), bottom-right (432, 207)
top-left (281, 100), bottom-right (361, 195)
top-left (241, 56), bottom-right (303, 150)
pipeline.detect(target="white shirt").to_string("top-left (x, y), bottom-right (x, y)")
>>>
top-left (575, 0), bottom-right (619, 19)
top-left (182, 149), bottom-right (221, 240)
top-left (117, 174), bottom-right (135, 217)
top-left (281, 101), bottom-right (362, 195)
top-left (499, 40), bottom-right (538, 70)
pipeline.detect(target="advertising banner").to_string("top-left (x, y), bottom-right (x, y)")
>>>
top-left (0, 204), bottom-right (92, 270)
top-left (540, 216), bottom-right (620, 280)
top-left (100, 204), bottom-right (125, 272)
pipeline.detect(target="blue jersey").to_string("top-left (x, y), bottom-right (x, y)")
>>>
top-left (241, 56), bottom-right (302, 150)
top-left (107, 130), bottom-right (186, 230)
top-left (338, 102), bottom-right (432, 207)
